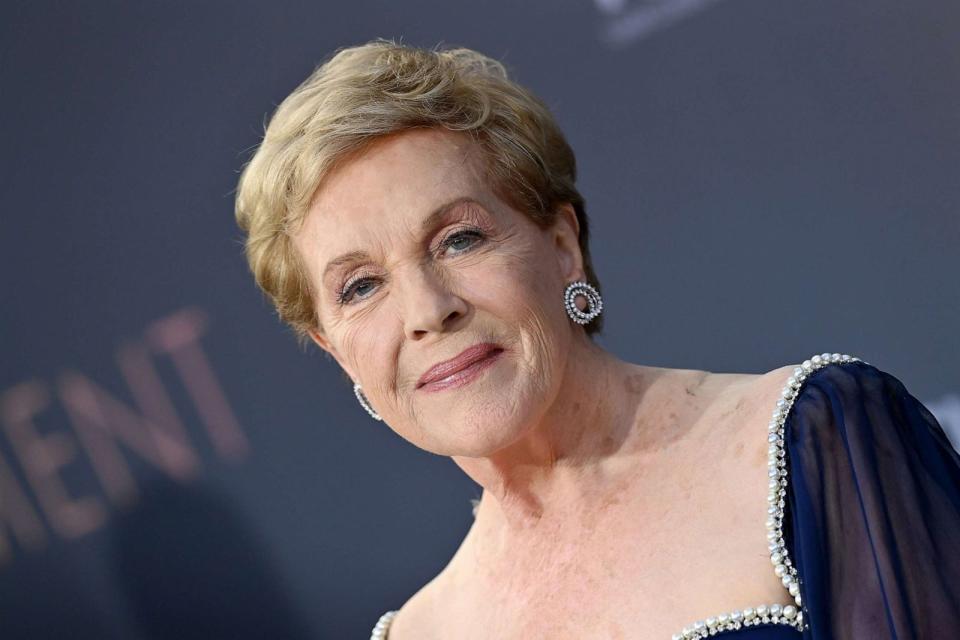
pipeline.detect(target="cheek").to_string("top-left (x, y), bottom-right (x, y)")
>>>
top-left (336, 321), bottom-right (388, 383)
top-left (460, 243), bottom-right (569, 378)
top-left (476, 241), bottom-right (565, 324)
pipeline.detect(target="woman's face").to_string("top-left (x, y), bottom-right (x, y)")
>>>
top-left (293, 127), bottom-right (586, 456)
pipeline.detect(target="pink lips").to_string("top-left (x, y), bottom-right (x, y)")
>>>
top-left (417, 343), bottom-right (503, 391)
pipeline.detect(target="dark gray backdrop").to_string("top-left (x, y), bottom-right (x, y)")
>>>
top-left (1, 1), bottom-right (958, 638)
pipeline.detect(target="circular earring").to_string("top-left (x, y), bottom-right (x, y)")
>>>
top-left (564, 281), bottom-right (603, 325)
top-left (353, 383), bottom-right (382, 421)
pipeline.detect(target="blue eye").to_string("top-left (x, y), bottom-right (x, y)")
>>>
top-left (337, 275), bottom-right (379, 305)
top-left (441, 229), bottom-right (484, 254)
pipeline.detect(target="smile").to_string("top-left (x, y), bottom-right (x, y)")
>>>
top-left (417, 348), bottom-right (504, 393)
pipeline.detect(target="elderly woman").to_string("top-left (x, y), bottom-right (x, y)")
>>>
top-left (234, 40), bottom-right (960, 640)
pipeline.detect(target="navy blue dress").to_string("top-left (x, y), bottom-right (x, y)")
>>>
top-left (370, 355), bottom-right (960, 639)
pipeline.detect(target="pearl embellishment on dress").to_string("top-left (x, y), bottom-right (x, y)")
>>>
top-left (670, 352), bottom-right (862, 639)
top-left (370, 610), bottom-right (398, 640)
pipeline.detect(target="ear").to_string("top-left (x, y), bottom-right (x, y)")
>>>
top-left (551, 202), bottom-right (585, 282)
top-left (307, 327), bottom-right (357, 383)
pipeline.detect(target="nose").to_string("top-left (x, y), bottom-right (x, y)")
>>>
top-left (399, 265), bottom-right (469, 340)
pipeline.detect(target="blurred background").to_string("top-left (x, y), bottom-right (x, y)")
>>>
top-left (1, 0), bottom-right (958, 637)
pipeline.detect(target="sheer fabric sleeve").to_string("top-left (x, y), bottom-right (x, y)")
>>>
top-left (784, 359), bottom-right (960, 639)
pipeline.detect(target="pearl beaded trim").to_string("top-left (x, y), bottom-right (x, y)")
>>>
top-left (370, 610), bottom-right (397, 640)
top-left (670, 352), bottom-right (863, 640)
top-left (370, 352), bottom-right (863, 640)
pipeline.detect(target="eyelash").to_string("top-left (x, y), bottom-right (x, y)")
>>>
top-left (335, 227), bottom-right (486, 305)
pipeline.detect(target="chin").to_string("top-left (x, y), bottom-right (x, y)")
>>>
top-left (432, 406), bottom-right (539, 458)
top-left (409, 357), bottom-right (548, 455)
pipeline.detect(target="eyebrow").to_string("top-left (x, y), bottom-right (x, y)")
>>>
top-left (321, 196), bottom-right (483, 284)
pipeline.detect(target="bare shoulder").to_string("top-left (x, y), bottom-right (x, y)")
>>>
top-left (379, 591), bottom-right (426, 640)
top-left (690, 361), bottom-right (799, 419)
top-left (753, 362), bottom-right (801, 395)
top-left (380, 573), bottom-right (451, 640)
top-left (717, 362), bottom-right (800, 460)
top-left (731, 362), bottom-right (799, 418)
top-left (670, 361), bottom-right (799, 462)
top-left (722, 361), bottom-right (798, 402)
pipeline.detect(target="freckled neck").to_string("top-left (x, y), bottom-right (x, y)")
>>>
top-left (457, 336), bottom-right (675, 542)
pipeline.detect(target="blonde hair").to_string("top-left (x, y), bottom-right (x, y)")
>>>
top-left (234, 38), bottom-right (603, 347)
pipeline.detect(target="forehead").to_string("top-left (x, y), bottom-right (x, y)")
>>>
top-left (308, 128), bottom-right (488, 226)
top-left (294, 128), bottom-right (495, 265)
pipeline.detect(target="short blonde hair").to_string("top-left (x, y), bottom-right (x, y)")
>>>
top-left (234, 38), bottom-right (603, 346)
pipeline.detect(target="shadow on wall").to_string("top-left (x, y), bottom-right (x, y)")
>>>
top-left (111, 480), bottom-right (314, 640)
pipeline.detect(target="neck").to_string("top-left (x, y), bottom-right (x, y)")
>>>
top-left (450, 334), bottom-right (673, 544)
